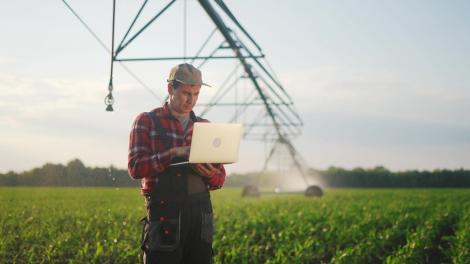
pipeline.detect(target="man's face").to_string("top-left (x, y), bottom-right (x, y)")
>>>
top-left (168, 83), bottom-right (201, 115)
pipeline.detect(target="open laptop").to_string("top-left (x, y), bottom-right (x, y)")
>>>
top-left (169, 122), bottom-right (243, 166)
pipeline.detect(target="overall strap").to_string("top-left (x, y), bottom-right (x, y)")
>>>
top-left (147, 111), bottom-right (188, 200)
top-left (148, 111), bottom-right (171, 149)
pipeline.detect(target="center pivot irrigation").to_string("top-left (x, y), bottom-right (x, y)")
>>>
top-left (62, 0), bottom-right (322, 197)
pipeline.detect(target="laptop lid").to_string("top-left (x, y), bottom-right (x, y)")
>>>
top-left (188, 122), bottom-right (243, 164)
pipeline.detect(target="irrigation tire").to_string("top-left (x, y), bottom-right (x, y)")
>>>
top-left (241, 185), bottom-right (260, 197)
top-left (305, 185), bottom-right (323, 197)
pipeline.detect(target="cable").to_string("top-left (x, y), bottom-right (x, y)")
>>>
top-left (183, 0), bottom-right (187, 61)
top-left (61, 0), bottom-right (163, 103)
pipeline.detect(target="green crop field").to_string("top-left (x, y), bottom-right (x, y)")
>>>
top-left (0, 187), bottom-right (469, 264)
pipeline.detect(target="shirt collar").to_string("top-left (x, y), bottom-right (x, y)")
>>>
top-left (162, 102), bottom-right (197, 122)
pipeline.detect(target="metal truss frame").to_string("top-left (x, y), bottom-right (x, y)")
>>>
top-left (105, 0), bottom-right (310, 185)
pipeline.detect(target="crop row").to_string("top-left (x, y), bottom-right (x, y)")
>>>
top-left (331, 210), bottom-right (422, 263)
top-left (385, 210), bottom-right (457, 264)
top-left (211, 189), bottom-right (470, 263)
top-left (448, 208), bottom-right (470, 264)
top-left (1, 188), bottom-right (469, 263)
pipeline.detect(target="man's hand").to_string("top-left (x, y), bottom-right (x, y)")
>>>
top-left (190, 163), bottom-right (220, 179)
top-left (170, 146), bottom-right (190, 159)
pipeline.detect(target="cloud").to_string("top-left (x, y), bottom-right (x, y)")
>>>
top-left (0, 57), bottom-right (10, 65)
top-left (0, 73), bottom-right (144, 124)
top-left (280, 65), bottom-right (470, 127)
top-left (0, 73), bottom-right (160, 172)
top-left (272, 65), bottom-right (470, 170)
top-left (303, 112), bottom-right (470, 146)
top-left (0, 74), bottom-right (96, 112)
top-left (1, 65), bottom-right (469, 173)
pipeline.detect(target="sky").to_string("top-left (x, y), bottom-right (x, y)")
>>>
top-left (0, 0), bottom-right (469, 174)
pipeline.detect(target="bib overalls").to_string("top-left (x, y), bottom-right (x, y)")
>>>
top-left (140, 112), bottom-right (214, 264)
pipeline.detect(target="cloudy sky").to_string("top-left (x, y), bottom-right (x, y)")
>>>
top-left (1, 0), bottom-right (469, 174)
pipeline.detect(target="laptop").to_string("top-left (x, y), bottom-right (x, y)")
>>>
top-left (169, 122), bottom-right (243, 166)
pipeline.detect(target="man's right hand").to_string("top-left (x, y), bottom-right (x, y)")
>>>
top-left (170, 146), bottom-right (190, 159)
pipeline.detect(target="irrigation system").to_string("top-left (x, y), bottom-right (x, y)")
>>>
top-left (63, 0), bottom-right (322, 197)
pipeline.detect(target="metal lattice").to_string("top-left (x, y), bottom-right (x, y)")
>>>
top-left (64, 0), bottom-right (312, 188)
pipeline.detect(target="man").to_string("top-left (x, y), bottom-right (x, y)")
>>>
top-left (128, 63), bottom-right (226, 263)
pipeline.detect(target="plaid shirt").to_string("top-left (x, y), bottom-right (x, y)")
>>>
top-left (128, 103), bottom-right (226, 194)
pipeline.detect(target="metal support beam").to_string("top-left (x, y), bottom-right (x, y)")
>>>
top-left (115, 55), bottom-right (264, 61)
top-left (198, 0), bottom-right (284, 139)
top-left (115, 0), bottom-right (177, 55)
top-left (85, 0), bottom-right (310, 188)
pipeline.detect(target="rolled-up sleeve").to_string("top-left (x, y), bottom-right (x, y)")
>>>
top-left (206, 164), bottom-right (226, 190)
top-left (128, 113), bottom-right (172, 180)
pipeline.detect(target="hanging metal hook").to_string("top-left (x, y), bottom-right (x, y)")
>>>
top-left (105, 79), bottom-right (114, 111)
top-left (106, 0), bottom-right (116, 111)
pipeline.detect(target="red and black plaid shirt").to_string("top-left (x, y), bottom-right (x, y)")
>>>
top-left (128, 103), bottom-right (226, 194)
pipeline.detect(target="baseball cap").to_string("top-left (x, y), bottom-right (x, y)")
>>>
top-left (167, 63), bottom-right (211, 87)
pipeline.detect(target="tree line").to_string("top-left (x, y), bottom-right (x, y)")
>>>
top-left (225, 166), bottom-right (470, 188)
top-left (1, 160), bottom-right (469, 188)
top-left (312, 166), bottom-right (470, 188)
top-left (0, 159), bottom-right (138, 187)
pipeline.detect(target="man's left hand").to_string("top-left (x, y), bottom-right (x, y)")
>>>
top-left (190, 163), bottom-right (220, 178)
